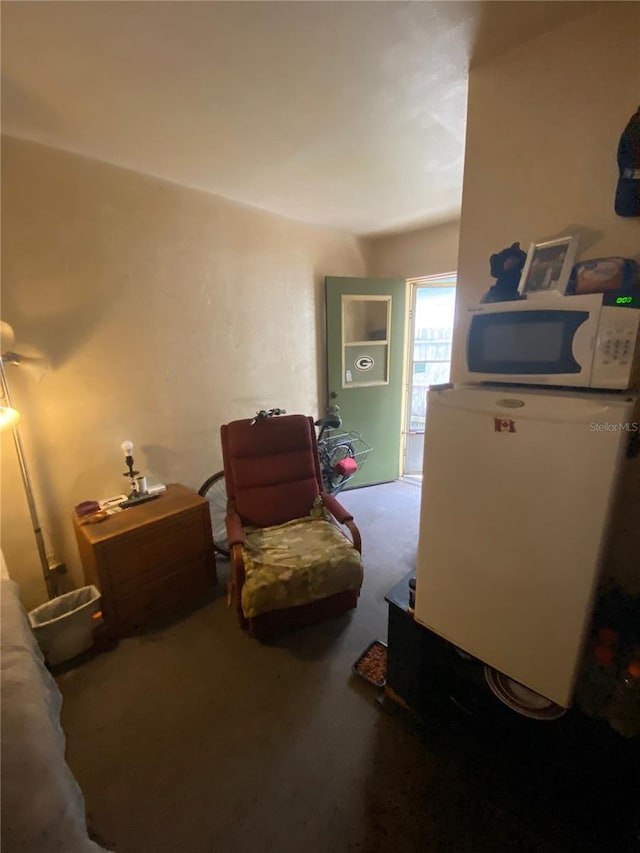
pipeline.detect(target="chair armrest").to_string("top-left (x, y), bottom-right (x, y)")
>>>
top-left (228, 545), bottom-right (248, 629)
top-left (225, 510), bottom-right (246, 547)
top-left (225, 505), bottom-right (249, 628)
top-left (320, 492), bottom-right (352, 523)
top-left (320, 493), bottom-right (362, 554)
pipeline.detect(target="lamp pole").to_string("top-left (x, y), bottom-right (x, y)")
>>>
top-left (0, 357), bottom-right (55, 599)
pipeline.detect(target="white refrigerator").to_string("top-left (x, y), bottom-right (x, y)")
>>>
top-left (414, 384), bottom-right (635, 707)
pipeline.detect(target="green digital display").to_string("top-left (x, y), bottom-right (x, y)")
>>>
top-left (616, 296), bottom-right (634, 304)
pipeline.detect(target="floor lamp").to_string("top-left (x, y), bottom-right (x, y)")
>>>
top-left (0, 325), bottom-right (55, 599)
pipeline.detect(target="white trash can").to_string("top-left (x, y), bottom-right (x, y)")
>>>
top-left (29, 585), bottom-right (102, 665)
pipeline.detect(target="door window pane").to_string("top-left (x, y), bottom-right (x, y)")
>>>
top-left (342, 295), bottom-right (391, 387)
top-left (408, 286), bottom-right (456, 431)
top-left (409, 362), bottom-right (451, 430)
top-left (342, 296), bottom-right (390, 343)
top-left (414, 287), bottom-right (456, 353)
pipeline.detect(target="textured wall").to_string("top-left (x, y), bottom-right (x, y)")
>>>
top-left (1, 137), bottom-right (367, 607)
top-left (365, 219), bottom-right (460, 280)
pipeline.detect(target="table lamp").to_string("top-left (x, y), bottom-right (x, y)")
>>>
top-left (121, 439), bottom-right (140, 497)
top-left (119, 440), bottom-right (155, 507)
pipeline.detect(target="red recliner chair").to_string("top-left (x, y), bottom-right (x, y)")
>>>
top-left (221, 414), bottom-right (363, 639)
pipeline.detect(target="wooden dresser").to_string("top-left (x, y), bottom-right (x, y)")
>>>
top-left (73, 483), bottom-right (217, 637)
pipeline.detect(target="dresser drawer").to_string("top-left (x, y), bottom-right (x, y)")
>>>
top-left (101, 509), bottom-right (208, 584)
top-left (113, 555), bottom-right (214, 630)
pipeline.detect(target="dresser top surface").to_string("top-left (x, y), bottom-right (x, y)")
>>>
top-left (73, 483), bottom-right (206, 544)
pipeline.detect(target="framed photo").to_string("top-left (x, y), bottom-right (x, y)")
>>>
top-left (518, 234), bottom-right (580, 297)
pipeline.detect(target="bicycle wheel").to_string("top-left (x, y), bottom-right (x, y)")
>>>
top-left (327, 442), bottom-right (356, 495)
top-left (198, 471), bottom-right (229, 557)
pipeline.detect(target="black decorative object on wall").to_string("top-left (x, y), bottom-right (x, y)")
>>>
top-left (480, 241), bottom-right (527, 304)
top-left (615, 106), bottom-right (640, 218)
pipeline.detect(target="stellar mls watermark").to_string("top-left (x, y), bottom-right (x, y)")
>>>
top-left (589, 422), bottom-right (640, 432)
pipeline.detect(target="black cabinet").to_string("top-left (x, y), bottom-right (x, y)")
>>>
top-left (385, 571), bottom-right (487, 717)
top-left (384, 572), bottom-right (640, 852)
top-left (385, 572), bottom-right (437, 710)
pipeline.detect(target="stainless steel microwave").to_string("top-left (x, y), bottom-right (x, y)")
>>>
top-left (460, 293), bottom-right (640, 390)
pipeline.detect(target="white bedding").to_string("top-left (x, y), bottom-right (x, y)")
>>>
top-left (1, 563), bottom-right (110, 852)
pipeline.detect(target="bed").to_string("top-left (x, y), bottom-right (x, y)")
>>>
top-left (0, 552), bottom-right (110, 852)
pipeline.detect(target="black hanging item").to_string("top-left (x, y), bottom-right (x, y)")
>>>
top-left (480, 241), bottom-right (527, 303)
top-left (615, 106), bottom-right (640, 218)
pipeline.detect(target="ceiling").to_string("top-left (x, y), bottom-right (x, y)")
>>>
top-left (1, 1), bottom-right (597, 236)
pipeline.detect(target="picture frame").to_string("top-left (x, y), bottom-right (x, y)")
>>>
top-left (518, 234), bottom-right (580, 297)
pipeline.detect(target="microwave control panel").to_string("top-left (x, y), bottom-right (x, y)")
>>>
top-left (592, 305), bottom-right (640, 389)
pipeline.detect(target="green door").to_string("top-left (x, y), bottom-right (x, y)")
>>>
top-left (325, 276), bottom-right (407, 488)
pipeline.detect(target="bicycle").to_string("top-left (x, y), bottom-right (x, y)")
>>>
top-left (314, 415), bottom-right (372, 496)
top-left (198, 409), bottom-right (371, 557)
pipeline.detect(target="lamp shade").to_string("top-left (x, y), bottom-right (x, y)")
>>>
top-left (0, 406), bottom-right (20, 431)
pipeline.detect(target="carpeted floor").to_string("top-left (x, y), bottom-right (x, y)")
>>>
top-left (56, 481), bottom-right (633, 853)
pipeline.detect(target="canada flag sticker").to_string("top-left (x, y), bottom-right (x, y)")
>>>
top-left (494, 417), bottom-right (516, 433)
